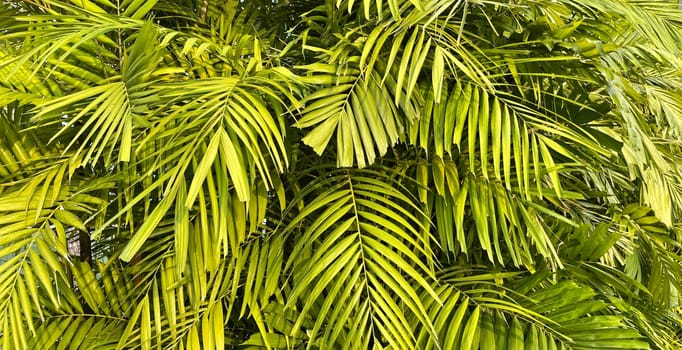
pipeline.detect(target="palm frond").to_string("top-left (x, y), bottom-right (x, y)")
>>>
top-left (282, 169), bottom-right (438, 349)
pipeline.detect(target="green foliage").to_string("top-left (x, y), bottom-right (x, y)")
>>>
top-left (1, 0), bottom-right (682, 348)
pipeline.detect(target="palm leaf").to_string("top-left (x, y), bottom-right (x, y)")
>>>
top-left (282, 169), bottom-right (438, 349)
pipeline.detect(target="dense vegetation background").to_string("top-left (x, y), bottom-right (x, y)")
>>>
top-left (2, 0), bottom-right (682, 348)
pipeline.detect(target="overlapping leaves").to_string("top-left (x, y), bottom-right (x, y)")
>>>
top-left (1, 0), bottom-right (682, 349)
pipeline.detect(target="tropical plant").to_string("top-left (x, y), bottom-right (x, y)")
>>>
top-left (1, 0), bottom-right (682, 348)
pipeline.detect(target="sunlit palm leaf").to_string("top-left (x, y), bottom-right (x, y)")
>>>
top-left (282, 169), bottom-right (438, 349)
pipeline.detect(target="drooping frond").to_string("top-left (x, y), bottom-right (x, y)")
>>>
top-left (282, 169), bottom-right (438, 349)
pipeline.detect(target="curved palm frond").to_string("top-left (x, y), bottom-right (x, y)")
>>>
top-left (281, 169), bottom-right (437, 349)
